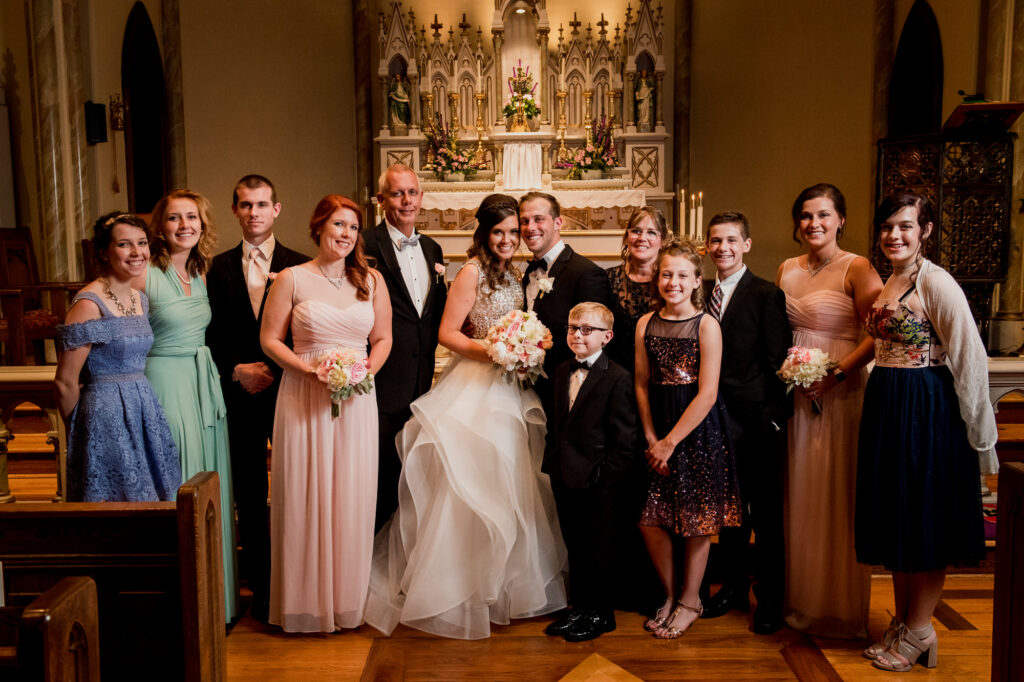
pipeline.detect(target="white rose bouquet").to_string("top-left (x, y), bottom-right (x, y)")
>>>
top-left (485, 310), bottom-right (553, 387)
top-left (315, 348), bottom-right (374, 418)
top-left (777, 345), bottom-right (837, 415)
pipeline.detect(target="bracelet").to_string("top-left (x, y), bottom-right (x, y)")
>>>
top-left (832, 367), bottom-right (847, 383)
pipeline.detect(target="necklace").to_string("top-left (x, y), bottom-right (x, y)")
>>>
top-left (102, 278), bottom-right (138, 316)
top-left (172, 266), bottom-right (192, 285)
top-left (806, 248), bottom-right (840, 277)
top-left (892, 259), bottom-right (920, 272)
top-left (317, 262), bottom-right (346, 289)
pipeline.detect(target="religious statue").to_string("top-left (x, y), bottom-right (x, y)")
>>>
top-left (635, 69), bottom-right (654, 132)
top-left (389, 74), bottom-right (411, 135)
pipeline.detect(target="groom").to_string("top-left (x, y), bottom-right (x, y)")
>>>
top-left (363, 164), bottom-right (447, 532)
top-left (519, 192), bottom-right (610, 413)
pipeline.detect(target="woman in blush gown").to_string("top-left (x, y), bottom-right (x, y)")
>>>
top-left (365, 194), bottom-right (567, 640)
top-left (776, 183), bottom-right (882, 639)
top-left (260, 194), bottom-right (392, 633)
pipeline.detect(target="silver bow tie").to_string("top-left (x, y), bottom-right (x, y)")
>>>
top-left (396, 233), bottom-right (421, 251)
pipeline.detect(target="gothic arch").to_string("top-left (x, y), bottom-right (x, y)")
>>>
top-left (889, 0), bottom-right (943, 136)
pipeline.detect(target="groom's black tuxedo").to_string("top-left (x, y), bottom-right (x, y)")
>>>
top-left (524, 244), bottom-right (610, 411)
top-left (705, 268), bottom-right (792, 617)
top-left (362, 221), bottom-right (447, 531)
top-left (206, 238), bottom-right (309, 618)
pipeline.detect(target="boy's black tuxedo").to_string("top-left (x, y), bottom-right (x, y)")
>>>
top-left (206, 238), bottom-right (309, 619)
top-left (362, 221), bottom-right (447, 531)
top-left (544, 352), bottom-right (635, 613)
top-left (704, 268), bottom-right (791, 623)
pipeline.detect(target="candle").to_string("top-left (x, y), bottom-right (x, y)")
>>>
top-left (678, 188), bottom-right (686, 238)
top-left (689, 196), bottom-right (697, 242)
top-left (696, 192), bottom-right (704, 241)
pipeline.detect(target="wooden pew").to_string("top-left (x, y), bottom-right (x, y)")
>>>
top-left (0, 576), bottom-right (100, 681)
top-left (993, 461), bottom-right (1024, 682)
top-left (0, 472), bottom-right (226, 681)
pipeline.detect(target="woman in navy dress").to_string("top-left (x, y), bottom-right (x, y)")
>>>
top-left (54, 212), bottom-right (180, 502)
top-left (855, 192), bottom-right (997, 672)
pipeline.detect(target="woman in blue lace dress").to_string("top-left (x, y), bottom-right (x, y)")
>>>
top-left (855, 193), bottom-right (997, 673)
top-left (55, 212), bottom-right (180, 502)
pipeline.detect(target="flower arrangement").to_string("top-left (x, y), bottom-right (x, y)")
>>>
top-left (777, 345), bottom-right (837, 414)
top-left (423, 113), bottom-right (483, 179)
top-left (557, 116), bottom-right (618, 179)
top-left (502, 60), bottom-right (541, 120)
top-left (315, 348), bottom-right (374, 418)
top-left (485, 310), bottom-right (553, 387)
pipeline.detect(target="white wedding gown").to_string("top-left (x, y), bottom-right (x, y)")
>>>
top-left (364, 260), bottom-right (567, 639)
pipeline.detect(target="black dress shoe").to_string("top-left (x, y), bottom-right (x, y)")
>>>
top-left (544, 609), bottom-right (583, 636)
top-left (700, 586), bottom-right (750, 619)
top-left (564, 610), bottom-right (616, 642)
top-left (752, 606), bottom-right (784, 635)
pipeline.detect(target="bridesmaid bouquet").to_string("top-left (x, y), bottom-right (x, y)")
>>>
top-left (777, 345), bottom-right (836, 415)
top-left (485, 310), bottom-right (553, 387)
top-left (315, 348), bottom-right (374, 418)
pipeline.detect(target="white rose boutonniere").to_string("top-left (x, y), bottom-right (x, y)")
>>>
top-left (433, 262), bottom-right (447, 286)
top-left (537, 275), bottom-right (554, 298)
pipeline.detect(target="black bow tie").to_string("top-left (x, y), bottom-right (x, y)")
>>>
top-left (524, 258), bottom-right (548, 279)
top-left (570, 359), bottom-right (591, 373)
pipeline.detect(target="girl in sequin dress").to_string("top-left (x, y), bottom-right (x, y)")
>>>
top-left (634, 242), bottom-right (742, 639)
top-left (854, 193), bottom-right (996, 673)
top-left (365, 194), bottom-right (567, 640)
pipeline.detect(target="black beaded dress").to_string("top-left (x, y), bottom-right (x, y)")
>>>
top-left (639, 312), bottom-right (742, 536)
top-left (606, 264), bottom-right (655, 374)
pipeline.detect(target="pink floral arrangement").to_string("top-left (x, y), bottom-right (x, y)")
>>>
top-left (315, 348), bottom-right (374, 418)
top-left (777, 345), bottom-right (837, 414)
top-left (485, 310), bottom-right (553, 387)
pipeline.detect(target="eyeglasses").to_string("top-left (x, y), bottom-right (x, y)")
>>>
top-left (566, 324), bottom-right (608, 336)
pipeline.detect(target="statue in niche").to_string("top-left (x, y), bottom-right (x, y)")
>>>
top-left (389, 74), bottom-right (411, 135)
top-left (635, 69), bottom-right (654, 132)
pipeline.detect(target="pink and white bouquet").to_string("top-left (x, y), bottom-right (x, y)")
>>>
top-left (777, 345), bottom-right (837, 414)
top-left (315, 348), bottom-right (374, 418)
top-left (485, 310), bottom-right (553, 387)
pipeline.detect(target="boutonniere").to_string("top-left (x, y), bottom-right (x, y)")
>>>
top-left (267, 272), bottom-right (279, 282)
top-left (537, 275), bottom-right (554, 298)
top-left (433, 262), bottom-right (447, 286)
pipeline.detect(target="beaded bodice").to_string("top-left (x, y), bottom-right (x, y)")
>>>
top-left (466, 260), bottom-right (523, 339)
top-left (645, 312), bottom-right (702, 385)
top-left (865, 287), bottom-right (945, 368)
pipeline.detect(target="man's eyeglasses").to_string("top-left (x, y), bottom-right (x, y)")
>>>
top-left (566, 324), bottom-right (608, 336)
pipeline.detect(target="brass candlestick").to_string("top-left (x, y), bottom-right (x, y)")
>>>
top-left (473, 92), bottom-right (487, 165)
top-left (583, 90), bottom-right (593, 143)
top-left (556, 89), bottom-right (571, 163)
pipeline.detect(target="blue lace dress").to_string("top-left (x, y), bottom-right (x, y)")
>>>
top-left (855, 285), bottom-right (985, 571)
top-left (56, 291), bottom-right (181, 502)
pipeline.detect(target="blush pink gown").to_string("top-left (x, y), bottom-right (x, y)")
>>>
top-left (269, 267), bottom-right (378, 632)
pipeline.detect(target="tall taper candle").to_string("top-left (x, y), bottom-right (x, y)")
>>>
top-left (679, 188), bottom-right (686, 238)
top-left (689, 196), bottom-right (697, 242)
top-left (696, 192), bottom-right (704, 241)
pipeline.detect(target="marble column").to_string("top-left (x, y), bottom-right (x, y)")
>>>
top-left (654, 71), bottom-right (665, 128)
top-left (409, 75), bottom-right (421, 132)
top-left (624, 72), bottom-right (635, 128)
top-left (161, 0), bottom-right (187, 188)
top-left (60, 0), bottom-right (90, 263)
top-left (672, 1), bottom-right (692, 211)
top-left (869, 0), bottom-right (894, 207)
top-left (492, 29), bottom-right (504, 126)
top-left (351, 0), bottom-right (375, 200)
top-left (988, 0), bottom-right (1024, 351)
top-left (537, 27), bottom-right (550, 126)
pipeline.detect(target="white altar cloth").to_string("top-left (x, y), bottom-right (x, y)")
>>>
top-left (420, 187), bottom-right (646, 211)
top-left (503, 141), bottom-right (542, 189)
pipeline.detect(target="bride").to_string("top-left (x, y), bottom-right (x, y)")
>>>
top-left (364, 193), bottom-right (568, 640)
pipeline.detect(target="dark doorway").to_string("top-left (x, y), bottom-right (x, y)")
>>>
top-left (888, 0), bottom-right (943, 136)
top-left (121, 2), bottom-right (168, 214)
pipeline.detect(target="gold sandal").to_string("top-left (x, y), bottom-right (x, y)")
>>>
top-left (872, 623), bottom-right (938, 672)
top-left (653, 600), bottom-right (703, 640)
top-left (644, 598), bottom-right (674, 632)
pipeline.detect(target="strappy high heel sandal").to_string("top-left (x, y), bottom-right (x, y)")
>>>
top-left (863, 613), bottom-right (899, 660)
top-left (644, 597), bottom-right (674, 632)
top-left (873, 623), bottom-right (938, 672)
top-left (653, 600), bottom-right (703, 640)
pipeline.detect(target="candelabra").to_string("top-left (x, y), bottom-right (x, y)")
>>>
top-left (556, 90), bottom-right (571, 163)
top-left (473, 92), bottom-right (487, 166)
top-left (448, 92), bottom-right (460, 138)
top-left (583, 90), bottom-right (593, 142)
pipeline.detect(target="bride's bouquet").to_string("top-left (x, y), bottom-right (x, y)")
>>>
top-left (485, 310), bottom-right (553, 387)
top-left (315, 348), bottom-right (374, 418)
top-left (777, 345), bottom-right (836, 415)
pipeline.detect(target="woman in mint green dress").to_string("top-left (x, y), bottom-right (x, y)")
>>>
top-left (140, 189), bottom-right (238, 622)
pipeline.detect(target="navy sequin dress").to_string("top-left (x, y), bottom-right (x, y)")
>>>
top-left (639, 313), bottom-right (742, 536)
top-left (57, 291), bottom-right (181, 502)
top-left (855, 285), bottom-right (985, 571)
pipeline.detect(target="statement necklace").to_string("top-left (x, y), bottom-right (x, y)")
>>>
top-left (317, 262), bottom-right (346, 289)
top-left (102, 278), bottom-right (138, 316)
top-left (806, 248), bottom-right (839, 277)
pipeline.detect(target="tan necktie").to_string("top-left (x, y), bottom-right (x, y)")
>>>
top-left (247, 248), bottom-right (266, 317)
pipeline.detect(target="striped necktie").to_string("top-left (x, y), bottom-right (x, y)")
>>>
top-left (709, 283), bottom-right (723, 320)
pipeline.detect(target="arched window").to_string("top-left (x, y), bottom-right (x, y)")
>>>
top-left (889, 0), bottom-right (943, 136)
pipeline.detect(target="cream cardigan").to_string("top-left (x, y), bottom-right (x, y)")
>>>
top-left (916, 259), bottom-right (999, 474)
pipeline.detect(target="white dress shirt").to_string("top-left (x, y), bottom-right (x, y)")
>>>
top-left (526, 240), bottom-right (566, 311)
top-left (242, 234), bottom-right (276, 317)
top-left (714, 265), bottom-right (747, 317)
top-left (386, 221), bottom-right (430, 316)
top-left (569, 348), bottom-right (602, 409)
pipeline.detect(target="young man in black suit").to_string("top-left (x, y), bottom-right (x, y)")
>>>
top-left (363, 164), bottom-right (447, 532)
top-left (206, 174), bottom-right (309, 622)
top-left (543, 302), bottom-right (636, 642)
top-left (519, 191), bottom-right (611, 412)
top-left (700, 211), bottom-right (792, 634)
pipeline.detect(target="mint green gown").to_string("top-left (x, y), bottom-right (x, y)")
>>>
top-left (145, 265), bottom-right (239, 621)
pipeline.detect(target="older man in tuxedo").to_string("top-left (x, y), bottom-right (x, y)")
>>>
top-left (363, 164), bottom-right (448, 532)
top-left (519, 191), bottom-right (611, 412)
top-left (206, 174), bottom-right (309, 622)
